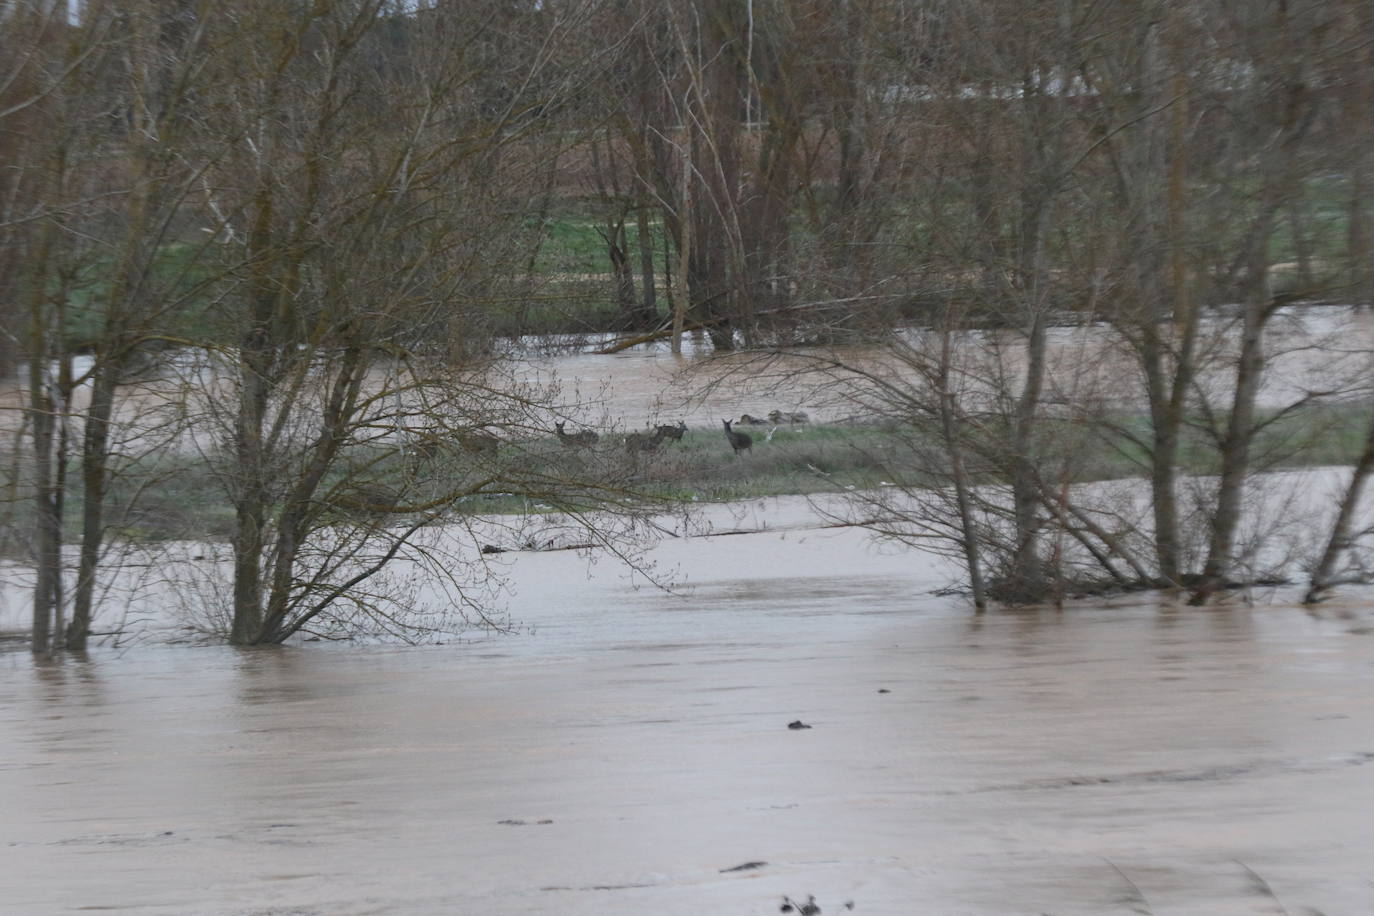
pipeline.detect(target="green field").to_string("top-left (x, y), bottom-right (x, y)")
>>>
top-left (53, 167), bottom-right (1362, 352)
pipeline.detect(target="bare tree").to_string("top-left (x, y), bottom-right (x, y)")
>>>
top-left (1188, 0), bottom-right (1330, 603)
top-left (66, 0), bottom-right (224, 650)
top-left (1305, 408), bottom-right (1374, 603)
top-left (3, 1), bottom-right (121, 650)
top-left (174, 0), bottom-right (654, 644)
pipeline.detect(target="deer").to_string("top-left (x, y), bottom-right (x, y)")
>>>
top-left (625, 425), bottom-right (670, 454)
top-left (410, 435), bottom-right (442, 463)
top-left (554, 420), bottom-right (598, 448)
top-left (768, 409), bottom-right (809, 425)
top-left (655, 420), bottom-right (688, 442)
top-left (722, 418), bottom-right (752, 456)
top-left (456, 431), bottom-right (500, 456)
top-left (408, 429), bottom-right (497, 472)
top-left (737, 413), bottom-right (770, 426)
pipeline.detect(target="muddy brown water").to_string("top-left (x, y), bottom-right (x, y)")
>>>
top-left (2, 307), bottom-right (1374, 913)
top-left (506, 306), bottom-right (1374, 437)
top-left (3, 515), bottom-right (1373, 915)
top-left (5, 305), bottom-right (1372, 450)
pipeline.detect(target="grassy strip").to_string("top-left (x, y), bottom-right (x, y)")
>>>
top-left (0, 402), bottom-right (1363, 551)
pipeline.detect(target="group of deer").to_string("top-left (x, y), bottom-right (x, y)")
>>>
top-left (624, 420), bottom-right (687, 454)
top-left (554, 419), bottom-right (687, 455)
top-left (427, 411), bottom-right (799, 462)
top-left (555, 417), bottom-right (796, 458)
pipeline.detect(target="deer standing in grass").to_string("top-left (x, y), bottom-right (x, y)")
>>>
top-left (625, 426), bottom-right (669, 454)
top-left (722, 419), bottom-right (752, 456)
top-left (554, 420), bottom-right (598, 448)
top-left (656, 421), bottom-right (687, 442)
top-left (456, 431), bottom-right (499, 456)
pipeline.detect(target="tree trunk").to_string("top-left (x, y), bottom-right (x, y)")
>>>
top-left (229, 184), bottom-right (276, 645)
top-left (256, 346), bottom-right (364, 644)
top-left (26, 221), bottom-right (59, 653)
top-left (938, 321), bottom-right (986, 610)
top-left (1304, 408), bottom-right (1374, 603)
top-left (743, 119), bottom-right (797, 334)
top-left (67, 364), bottom-right (117, 650)
top-left (1189, 263), bottom-right (1268, 604)
top-left (1286, 199), bottom-right (1315, 291)
top-left (606, 221), bottom-right (642, 331)
top-left (229, 354), bottom-right (269, 644)
top-left (1190, 2), bottom-right (1311, 604)
top-left (690, 0), bottom-right (745, 351)
top-left (636, 196), bottom-right (657, 324)
top-left (672, 132), bottom-right (692, 355)
top-left (1005, 182), bottom-right (1053, 600)
top-left (69, 96), bottom-right (152, 648)
top-left (29, 378), bottom-right (60, 654)
top-left (1008, 310), bottom-right (1047, 599)
top-left (829, 0), bottom-right (870, 293)
top-left (51, 354), bottom-right (71, 645)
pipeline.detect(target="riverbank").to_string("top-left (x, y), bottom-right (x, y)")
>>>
top-left (2, 398), bottom-right (1369, 549)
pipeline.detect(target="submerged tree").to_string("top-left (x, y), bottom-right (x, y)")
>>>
top-left (726, 0), bottom-right (1372, 607)
top-left (4, 0), bottom-right (667, 649)
top-left (2, 0), bottom-right (221, 651)
top-left (184, 0), bottom-right (652, 645)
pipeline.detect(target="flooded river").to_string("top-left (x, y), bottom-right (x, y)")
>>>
top-left (512, 305), bottom-right (1374, 430)
top-left (3, 308), bottom-right (1374, 913)
top-left (3, 503), bottom-right (1373, 914)
top-left (5, 305), bottom-right (1372, 448)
